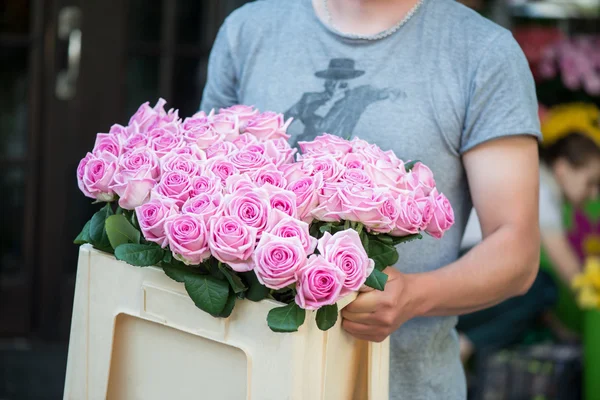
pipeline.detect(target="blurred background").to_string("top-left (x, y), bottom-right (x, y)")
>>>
top-left (0, 0), bottom-right (599, 399)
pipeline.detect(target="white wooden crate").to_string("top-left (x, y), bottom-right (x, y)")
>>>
top-left (64, 244), bottom-right (389, 400)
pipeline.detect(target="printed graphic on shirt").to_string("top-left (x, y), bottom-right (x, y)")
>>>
top-left (284, 58), bottom-right (405, 144)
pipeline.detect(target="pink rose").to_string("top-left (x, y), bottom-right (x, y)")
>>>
top-left (153, 170), bottom-right (192, 207)
top-left (184, 125), bottom-right (221, 150)
top-left (77, 153), bottom-right (94, 198)
top-left (232, 132), bottom-right (259, 149)
top-left (110, 168), bottom-right (155, 210)
top-left (164, 214), bottom-right (211, 265)
top-left (339, 186), bottom-right (386, 227)
top-left (160, 152), bottom-right (201, 176)
top-left (365, 160), bottom-right (405, 188)
top-left (92, 133), bottom-right (122, 158)
top-left (182, 111), bottom-right (210, 132)
top-left (415, 196), bottom-right (434, 230)
top-left (222, 187), bottom-right (271, 235)
top-left (264, 185), bottom-right (297, 218)
top-left (299, 134), bottom-right (352, 158)
top-left (167, 145), bottom-right (206, 161)
top-left (253, 233), bottom-right (307, 290)
top-left (80, 152), bottom-right (118, 202)
top-left (399, 162), bottom-right (436, 197)
top-left (122, 132), bottom-right (149, 153)
top-left (311, 183), bottom-right (346, 222)
top-left (302, 156), bottom-right (345, 182)
top-left (208, 215), bottom-right (257, 272)
top-left (245, 112), bottom-right (291, 141)
top-left (287, 173), bottom-right (323, 223)
top-left (135, 198), bottom-right (179, 247)
top-left (147, 108), bottom-right (180, 132)
top-left (264, 138), bottom-right (297, 166)
top-left (119, 147), bottom-right (161, 180)
top-left (205, 141), bottom-right (238, 159)
top-left (295, 255), bottom-right (346, 310)
top-left (149, 125), bottom-right (184, 158)
top-left (128, 98), bottom-right (168, 132)
top-left (280, 162), bottom-right (307, 183)
top-left (228, 148), bottom-right (269, 173)
top-left (225, 174), bottom-right (256, 194)
top-left (268, 214), bottom-right (317, 254)
top-left (204, 156), bottom-right (239, 184)
top-left (182, 193), bottom-right (222, 224)
top-left (391, 194), bottom-right (422, 236)
top-left (317, 230), bottom-right (374, 296)
top-left (220, 105), bottom-right (259, 127)
top-left (190, 172), bottom-right (223, 197)
top-left (369, 192), bottom-right (400, 234)
top-left (252, 163), bottom-right (287, 188)
top-left (338, 168), bottom-right (373, 187)
top-left (341, 153), bottom-right (367, 170)
top-left (109, 123), bottom-right (137, 139)
top-left (210, 113), bottom-right (239, 141)
top-left (425, 191), bottom-right (454, 239)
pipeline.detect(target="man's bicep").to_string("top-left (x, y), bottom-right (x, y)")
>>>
top-left (463, 136), bottom-right (540, 238)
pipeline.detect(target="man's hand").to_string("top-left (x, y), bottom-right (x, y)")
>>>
top-left (341, 267), bottom-right (417, 342)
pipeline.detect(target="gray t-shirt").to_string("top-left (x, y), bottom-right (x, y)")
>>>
top-left (201, 0), bottom-right (541, 398)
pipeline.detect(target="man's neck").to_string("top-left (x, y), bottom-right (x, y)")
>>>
top-left (313, 0), bottom-right (421, 37)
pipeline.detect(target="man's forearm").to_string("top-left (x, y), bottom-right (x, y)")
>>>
top-left (405, 223), bottom-right (540, 318)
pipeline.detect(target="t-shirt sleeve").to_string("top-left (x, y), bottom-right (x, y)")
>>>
top-left (200, 20), bottom-right (239, 113)
top-left (461, 31), bottom-right (541, 154)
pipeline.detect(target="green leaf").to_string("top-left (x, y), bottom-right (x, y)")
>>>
top-left (390, 233), bottom-right (422, 246)
top-left (105, 214), bottom-right (141, 249)
top-left (162, 250), bottom-right (173, 265)
top-left (404, 160), bottom-right (421, 172)
top-left (218, 289), bottom-right (236, 318)
top-left (360, 231), bottom-right (369, 252)
top-left (184, 274), bottom-right (230, 317)
top-left (241, 271), bottom-right (270, 302)
top-left (316, 304), bottom-right (338, 331)
top-left (114, 243), bottom-right (164, 266)
top-left (74, 219), bottom-right (92, 245)
top-left (319, 223), bottom-right (334, 234)
top-left (368, 240), bottom-right (400, 271)
top-left (218, 263), bottom-right (247, 294)
top-left (161, 263), bottom-right (191, 283)
top-left (89, 203), bottom-right (114, 251)
top-left (373, 234), bottom-right (394, 245)
top-left (364, 269), bottom-right (388, 291)
top-left (267, 302), bottom-right (306, 333)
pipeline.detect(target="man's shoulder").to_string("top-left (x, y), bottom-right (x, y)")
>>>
top-left (431, 0), bottom-right (512, 51)
top-left (225, 0), bottom-right (300, 34)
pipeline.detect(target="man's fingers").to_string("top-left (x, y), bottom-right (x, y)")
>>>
top-left (344, 290), bottom-right (381, 313)
top-left (341, 309), bottom-right (376, 324)
top-left (342, 319), bottom-right (387, 342)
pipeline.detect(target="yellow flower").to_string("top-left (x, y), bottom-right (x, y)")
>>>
top-left (541, 103), bottom-right (600, 147)
top-left (578, 286), bottom-right (600, 309)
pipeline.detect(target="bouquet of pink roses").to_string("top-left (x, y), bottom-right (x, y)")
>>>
top-left (75, 99), bottom-right (454, 332)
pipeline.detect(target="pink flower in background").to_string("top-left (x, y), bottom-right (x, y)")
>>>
top-left (109, 123), bottom-right (137, 139)
top-left (318, 230), bottom-right (374, 296)
top-left (128, 98), bottom-right (169, 132)
top-left (268, 213), bottom-right (317, 254)
top-left (245, 112), bottom-right (291, 141)
top-left (253, 233), bottom-right (307, 290)
top-left (153, 170), bottom-right (192, 207)
top-left (391, 194), bottom-right (422, 236)
top-left (123, 132), bottom-right (149, 153)
top-left (220, 105), bottom-right (259, 127)
top-left (190, 172), bottom-right (223, 197)
top-left (232, 132), bottom-right (259, 149)
top-left (205, 140), bottom-right (238, 159)
top-left (164, 214), bottom-right (211, 265)
top-left (228, 148), bottom-right (269, 173)
top-left (92, 133), bottom-right (122, 158)
top-left (299, 133), bottom-right (352, 158)
top-left (222, 187), bottom-right (271, 235)
top-left (182, 193), bottom-right (223, 224)
top-left (183, 125), bottom-right (222, 150)
top-left (160, 152), bottom-right (201, 177)
top-left (210, 113), bottom-right (239, 141)
top-left (252, 163), bottom-right (287, 188)
top-left (135, 197), bottom-right (178, 247)
top-left (208, 215), bottom-right (257, 272)
top-left (205, 156), bottom-right (239, 184)
top-left (80, 152), bottom-right (118, 202)
top-left (118, 147), bottom-right (161, 180)
top-left (287, 173), bottom-right (323, 223)
top-left (425, 190), bottom-right (455, 239)
top-left (265, 185), bottom-right (297, 218)
top-left (295, 255), bottom-right (346, 310)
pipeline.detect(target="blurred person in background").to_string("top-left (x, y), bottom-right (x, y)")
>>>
top-left (459, 129), bottom-right (600, 363)
top-left (201, 0), bottom-right (542, 398)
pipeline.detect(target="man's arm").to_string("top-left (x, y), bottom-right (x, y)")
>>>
top-left (342, 136), bottom-right (541, 342)
top-left (542, 232), bottom-right (581, 287)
